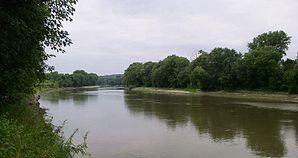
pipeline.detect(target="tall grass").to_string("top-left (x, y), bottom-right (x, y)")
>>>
top-left (0, 98), bottom-right (90, 158)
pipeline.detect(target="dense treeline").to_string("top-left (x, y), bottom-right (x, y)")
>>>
top-left (45, 71), bottom-right (123, 87)
top-left (124, 31), bottom-right (298, 94)
top-left (99, 74), bottom-right (123, 86)
top-left (46, 70), bottom-right (99, 87)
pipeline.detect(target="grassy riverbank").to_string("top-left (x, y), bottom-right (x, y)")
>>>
top-left (131, 87), bottom-right (298, 103)
top-left (0, 96), bottom-right (89, 158)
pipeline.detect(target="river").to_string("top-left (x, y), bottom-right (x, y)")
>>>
top-left (40, 88), bottom-right (298, 158)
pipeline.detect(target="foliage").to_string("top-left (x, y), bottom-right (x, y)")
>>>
top-left (0, 1), bottom-right (92, 157)
top-left (142, 62), bottom-right (157, 87)
top-left (284, 65), bottom-right (298, 94)
top-left (190, 66), bottom-right (210, 89)
top-left (123, 30), bottom-right (297, 94)
top-left (0, 100), bottom-right (89, 158)
top-left (98, 74), bottom-right (123, 86)
top-left (177, 67), bottom-right (191, 88)
top-left (46, 70), bottom-right (100, 87)
top-left (46, 71), bottom-right (124, 87)
top-left (0, 0), bottom-right (77, 104)
top-left (123, 63), bottom-right (145, 87)
top-left (151, 55), bottom-right (190, 88)
top-left (191, 48), bottom-right (242, 90)
top-left (248, 30), bottom-right (291, 55)
top-left (240, 46), bottom-right (283, 89)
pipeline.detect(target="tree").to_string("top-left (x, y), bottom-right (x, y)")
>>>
top-left (0, 0), bottom-right (77, 103)
top-left (240, 46), bottom-right (283, 89)
top-left (208, 48), bottom-right (241, 89)
top-left (152, 55), bottom-right (190, 88)
top-left (190, 48), bottom-right (241, 90)
top-left (46, 70), bottom-right (100, 87)
top-left (280, 59), bottom-right (297, 91)
top-left (151, 64), bottom-right (165, 87)
top-left (248, 31), bottom-right (291, 55)
top-left (87, 73), bottom-right (99, 85)
top-left (240, 30), bottom-right (292, 90)
top-left (177, 68), bottom-right (190, 88)
top-left (46, 71), bottom-right (60, 82)
top-left (59, 74), bottom-right (73, 87)
top-left (282, 59), bottom-right (296, 71)
top-left (190, 66), bottom-right (210, 89)
top-left (123, 63), bottom-right (144, 87)
top-left (72, 70), bottom-right (88, 87)
top-left (98, 74), bottom-right (123, 86)
top-left (122, 30), bottom-right (297, 94)
top-left (142, 62), bottom-right (156, 87)
top-left (190, 51), bottom-right (209, 70)
top-left (285, 65), bottom-right (298, 94)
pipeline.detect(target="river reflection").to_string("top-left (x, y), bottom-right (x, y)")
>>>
top-left (125, 91), bottom-right (298, 158)
top-left (40, 89), bottom-right (298, 158)
top-left (42, 88), bottom-right (98, 105)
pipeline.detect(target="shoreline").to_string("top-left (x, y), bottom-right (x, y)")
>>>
top-left (37, 85), bottom-right (125, 95)
top-left (130, 87), bottom-right (298, 103)
top-left (39, 86), bottom-right (298, 103)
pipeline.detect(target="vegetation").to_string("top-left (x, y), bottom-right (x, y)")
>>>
top-left (0, 0), bottom-right (78, 104)
top-left (45, 70), bottom-right (99, 87)
top-left (124, 31), bottom-right (298, 94)
top-left (98, 74), bottom-right (123, 86)
top-left (0, 0), bottom-right (90, 157)
top-left (45, 71), bottom-right (123, 87)
top-left (0, 101), bottom-right (89, 158)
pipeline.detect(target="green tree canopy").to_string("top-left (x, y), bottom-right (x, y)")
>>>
top-left (123, 30), bottom-right (297, 94)
top-left (123, 63), bottom-right (144, 87)
top-left (142, 62), bottom-right (157, 87)
top-left (152, 55), bottom-right (190, 88)
top-left (46, 70), bottom-right (100, 87)
top-left (0, 0), bottom-right (77, 103)
top-left (240, 46), bottom-right (283, 89)
top-left (190, 48), bottom-right (241, 90)
top-left (248, 30), bottom-right (291, 55)
top-left (285, 65), bottom-right (298, 94)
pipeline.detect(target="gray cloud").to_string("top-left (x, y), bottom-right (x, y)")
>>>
top-left (47, 0), bottom-right (298, 75)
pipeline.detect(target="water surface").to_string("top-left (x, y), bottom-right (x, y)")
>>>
top-left (40, 88), bottom-right (298, 158)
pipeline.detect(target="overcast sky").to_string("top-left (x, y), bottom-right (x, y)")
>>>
top-left (47, 0), bottom-right (298, 75)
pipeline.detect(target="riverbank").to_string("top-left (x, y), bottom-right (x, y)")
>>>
top-left (131, 87), bottom-right (298, 103)
top-left (0, 96), bottom-right (89, 157)
top-left (38, 85), bottom-right (125, 95)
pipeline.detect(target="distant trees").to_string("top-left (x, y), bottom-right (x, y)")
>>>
top-left (46, 71), bottom-right (123, 87)
top-left (98, 74), bottom-right (123, 86)
top-left (123, 55), bottom-right (190, 88)
top-left (123, 30), bottom-right (298, 94)
top-left (46, 70), bottom-right (99, 87)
